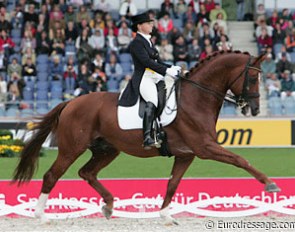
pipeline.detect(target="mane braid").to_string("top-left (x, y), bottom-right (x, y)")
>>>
top-left (187, 50), bottom-right (250, 78)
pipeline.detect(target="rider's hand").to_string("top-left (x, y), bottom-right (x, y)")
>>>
top-left (166, 66), bottom-right (181, 79)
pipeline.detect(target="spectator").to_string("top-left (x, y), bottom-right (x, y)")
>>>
top-left (280, 8), bottom-right (292, 21)
top-left (254, 3), bottom-right (266, 28)
top-left (0, 29), bottom-right (15, 57)
top-left (88, 28), bottom-right (106, 54)
top-left (204, 0), bottom-right (216, 13)
top-left (285, 28), bottom-right (295, 52)
top-left (280, 70), bottom-right (295, 100)
top-left (93, 0), bottom-right (111, 13)
top-left (175, 0), bottom-right (188, 18)
top-left (0, 74), bottom-right (7, 108)
top-left (236, 0), bottom-right (245, 21)
top-left (265, 73), bottom-right (281, 98)
top-left (0, 48), bottom-right (7, 77)
top-left (23, 3), bottom-right (38, 27)
top-left (90, 13), bottom-right (105, 32)
top-left (36, 14), bottom-right (49, 34)
top-left (76, 5), bottom-right (91, 24)
top-left (275, 45), bottom-right (291, 63)
top-left (88, 66), bottom-right (107, 92)
top-left (182, 21), bottom-right (199, 44)
top-left (22, 57), bottom-right (37, 82)
top-left (92, 52), bottom-right (105, 72)
top-left (188, 38), bottom-right (201, 63)
top-left (0, 12), bottom-right (12, 32)
top-left (267, 10), bottom-right (279, 28)
top-left (158, 12), bottom-right (174, 39)
top-left (36, 31), bottom-right (51, 55)
top-left (272, 22), bottom-right (286, 46)
top-left (105, 53), bottom-right (123, 81)
top-left (50, 55), bottom-right (64, 81)
top-left (209, 3), bottom-right (227, 21)
top-left (284, 19), bottom-right (293, 36)
top-left (7, 57), bottom-right (22, 80)
top-left (116, 15), bottom-right (131, 28)
top-left (20, 30), bottom-right (36, 54)
top-left (183, 4), bottom-right (198, 25)
top-left (216, 34), bottom-right (232, 51)
top-left (276, 52), bottom-right (293, 79)
top-left (40, 3), bottom-right (50, 27)
top-left (211, 12), bottom-right (228, 35)
top-left (65, 20), bottom-right (79, 45)
top-left (75, 63), bottom-right (91, 96)
top-left (197, 4), bottom-right (210, 26)
top-left (104, 18), bottom-right (118, 37)
top-left (160, 0), bottom-right (176, 19)
top-left (188, 0), bottom-right (201, 14)
top-left (199, 44), bottom-right (213, 60)
top-left (76, 28), bottom-right (90, 50)
top-left (117, 21), bottom-right (132, 53)
top-left (64, 4), bottom-right (76, 24)
top-left (257, 27), bottom-right (273, 54)
top-left (49, 4), bottom-right (64, 24)
top-left (255, 17), bottom-right (273, 38)
top-left (51, 28), bottom-right (66, 56)
top-left (22, 47), bottom-right (36, 65)
top-left (63, 58), bottom-right (77, 94)
top-left (10, 4), bottom-right (23, 29)
top-left (167, 27), bottom-right (182, 45)
top-left (261, 53), bottom-right (276, 82)
top-left (156, 38), bottom-right (174, 64)
top-left (119, 0), bottom-right (138, 19)
top-left (105, 28), bottom-right (119, 55)
top-left (6, 83), bottom-right (21, 109)
top-left (173, 35), bottom-right (188, 63)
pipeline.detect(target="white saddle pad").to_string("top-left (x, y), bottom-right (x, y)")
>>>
top-left (118, 77), bottom-right (177, 130)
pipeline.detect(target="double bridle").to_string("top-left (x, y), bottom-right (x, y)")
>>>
top-left (180, 56), bottom-right (261, 108)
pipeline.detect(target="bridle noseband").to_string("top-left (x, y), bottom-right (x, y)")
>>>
top-left (180, 55), bottom-right (261, 108)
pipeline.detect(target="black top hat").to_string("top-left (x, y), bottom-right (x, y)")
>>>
top-left (131, 11), bottom-right (154, 32)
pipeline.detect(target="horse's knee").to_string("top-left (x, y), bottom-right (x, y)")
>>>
top-left (42, 171), bottom-right (57, 193)
top-left (78, 168), bottom-right (95, 182)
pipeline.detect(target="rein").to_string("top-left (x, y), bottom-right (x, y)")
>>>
top-left (179, 56), bottom-right (261, 107)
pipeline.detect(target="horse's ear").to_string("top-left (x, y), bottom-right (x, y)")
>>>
top-left (252, 53), bottom-right (266, 66)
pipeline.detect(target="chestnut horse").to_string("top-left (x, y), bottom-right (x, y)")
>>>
top-left (13, 51), bottom-right (280, 224)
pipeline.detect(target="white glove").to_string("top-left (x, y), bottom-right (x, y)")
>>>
top-left (166, 65), bottom-right (181, 79)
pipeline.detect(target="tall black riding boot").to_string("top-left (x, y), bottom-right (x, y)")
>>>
top-left (143, 102), bottom-right (156, 150)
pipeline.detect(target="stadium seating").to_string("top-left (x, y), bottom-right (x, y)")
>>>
top-left (268, 97), bottom-right (283, 116)
top-left (282, 97), bottom-right (295, 115)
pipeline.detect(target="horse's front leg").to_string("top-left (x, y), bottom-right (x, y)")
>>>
top-left (160, 156), bottom-right (194, 225)
top-left (198, 142), bottom-right (281, 192)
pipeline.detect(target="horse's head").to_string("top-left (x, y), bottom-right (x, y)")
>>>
top-left (228, 54), bottom-right (264, 116)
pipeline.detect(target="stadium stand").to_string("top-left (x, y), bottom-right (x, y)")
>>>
top-left (1, 0), bottom-right (293, 118)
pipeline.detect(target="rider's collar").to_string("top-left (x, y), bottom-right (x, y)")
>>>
top-left (138, 32), bottom-right (152, 46)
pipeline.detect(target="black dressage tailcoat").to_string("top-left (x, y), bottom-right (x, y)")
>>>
top-left (118, 33), bottom-right (171, 107)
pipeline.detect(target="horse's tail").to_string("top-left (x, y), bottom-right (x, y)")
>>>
top-left (12, 101), bottom-right (69, 185)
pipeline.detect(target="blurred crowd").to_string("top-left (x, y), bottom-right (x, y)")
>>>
top-left (0, 0), bottom-right (233, 116)
top-left (255, 3), bottom-right (295, 105)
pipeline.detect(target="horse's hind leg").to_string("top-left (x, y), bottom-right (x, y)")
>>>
top-left (35, 150), bottom-right (81, 220)
top-left (160, 156), bottom-right (194, 225)
top-left (78, 138), bottom-right (119, 219)
top-left (200, 143), bottom-right (280, 192)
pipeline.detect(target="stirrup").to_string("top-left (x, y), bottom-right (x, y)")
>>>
top-left (143, 136), bottom-right (156, 150)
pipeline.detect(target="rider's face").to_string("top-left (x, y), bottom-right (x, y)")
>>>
top-left (138, 21), bottom-right (154, 34)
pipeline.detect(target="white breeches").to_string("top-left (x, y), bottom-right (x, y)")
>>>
top-left (139, 69), bottom-right (164, 107)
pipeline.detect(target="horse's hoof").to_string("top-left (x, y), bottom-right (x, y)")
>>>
top-left (102, 205), bottom-right (113, 219)
top-left (265, 182), bottom-right (281, 192)
top-left (160, 207), bottom-right (178, 226)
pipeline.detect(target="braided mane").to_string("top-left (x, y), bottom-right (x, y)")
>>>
top-left (188, 50), bottom-right (250, 75)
